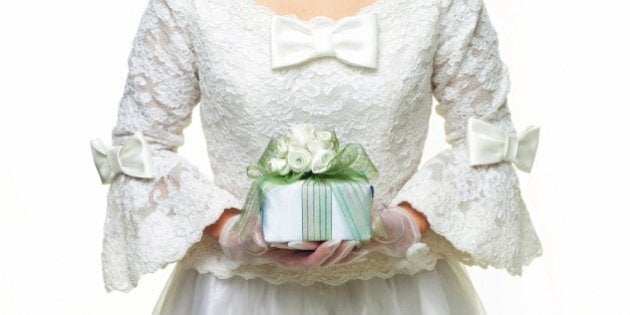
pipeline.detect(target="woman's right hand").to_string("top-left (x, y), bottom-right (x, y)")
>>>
top-left (217, 213), bottom-right (368, 268)
top-left (203, 207), bottom-right (241, 240)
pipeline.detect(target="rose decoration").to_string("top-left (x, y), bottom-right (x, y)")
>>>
top-left (247, 123), bottom-right (343, 179)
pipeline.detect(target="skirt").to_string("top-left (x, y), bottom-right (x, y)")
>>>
top-left (152, 259), bottom-right (486, 315)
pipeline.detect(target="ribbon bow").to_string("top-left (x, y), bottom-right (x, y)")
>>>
top-left (270, 12), bottom-right (378, 69)
top-left (90, 131), bottom-right (155, 184)
top-left (466, 117), bottom-right (540, 172)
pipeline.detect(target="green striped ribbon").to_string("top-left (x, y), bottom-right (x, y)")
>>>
top-left (263, 174), bottom-right (373, 241)
top-left (301, 176), bottom-right (333, 240)
top-left (231, 132), bottom-right (387, 247)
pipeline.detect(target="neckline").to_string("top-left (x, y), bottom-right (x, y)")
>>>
top-left (246, 0), bottom-right (384, 25)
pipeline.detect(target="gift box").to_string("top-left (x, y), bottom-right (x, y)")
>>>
top-left (261, 178), bottom-right (375, 243)
top-left (231, 123), bottom-right (385, 244)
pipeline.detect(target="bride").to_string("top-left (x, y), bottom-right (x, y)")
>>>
top-left (90, 0), bottom-right (543, 314)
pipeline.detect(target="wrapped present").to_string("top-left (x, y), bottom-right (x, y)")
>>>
top-left (231, 123), bottom-right (386, 244)
top-left (261, 178), bottom-right (375, 242)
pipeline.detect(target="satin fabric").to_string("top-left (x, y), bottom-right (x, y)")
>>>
top-left (270, 12), bottom-right (379, 69)
top-left (466, 117), bottom-right (540, 172)
top-left (152, 259), bottom-right (486, 315)
top-left (89, 131), bottom-right (155, 184)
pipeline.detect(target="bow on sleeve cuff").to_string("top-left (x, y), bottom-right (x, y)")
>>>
top-left (90, 131), bottom-right (155, 184)
top-left (466, 117), bottom-right (540, 173)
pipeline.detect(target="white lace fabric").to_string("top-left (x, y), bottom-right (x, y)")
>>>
top-left (99, 0), bottom-right (543, 293)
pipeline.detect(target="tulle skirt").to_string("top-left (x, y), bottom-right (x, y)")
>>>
top-left (152, 259), bottom-right (486, 315)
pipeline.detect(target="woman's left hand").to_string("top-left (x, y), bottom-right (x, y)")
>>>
top-left (396, 201), bottom-right (430, 234)
top-left (354, 205), bottom-right (425, 259)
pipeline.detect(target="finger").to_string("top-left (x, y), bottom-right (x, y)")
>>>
top-left (252, 228), bottom-right (268, 248)
top-left (269, 242), bottom-right (292, 249)
top-left (287, 241), bottom-right (322, 250)
top-left (301, 239), bottom-right (341, 267)
top-left (321, 240), bottom-right (358, 267)
top-left (335, 249), bottom-right (369, 266)
top-left (239, 227), bottom-right (268, 255)
top-left (355, 239), bottom-right (380, 252)
top-left (268, 241), bottom-right (321, 250)
top-left (375, 211), bottom-right (406, 244)
top-left (218, 215), bottom-right (240, 243)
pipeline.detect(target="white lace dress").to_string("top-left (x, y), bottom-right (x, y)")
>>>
top-left (95, 0), bottom-right (543, 313)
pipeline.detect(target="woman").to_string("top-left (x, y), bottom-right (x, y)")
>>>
top-left (91, 0), bottom-right (543, 313)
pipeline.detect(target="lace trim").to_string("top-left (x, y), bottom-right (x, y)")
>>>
top-left (180, 232), bottom-right (443, 287)
top-left (102, 149), bottom-right (242, 292)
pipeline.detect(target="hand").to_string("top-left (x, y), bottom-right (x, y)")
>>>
top-left (204, 207), bottom-right (240, 240)
top-left (397, 201), bottom-right (430, 234)
top-left (271, 239), bottom-right (370, 267)
top-left (218, 214), bottom-right (368, 268)
top-left (357, 205), bottom-right (423, 258)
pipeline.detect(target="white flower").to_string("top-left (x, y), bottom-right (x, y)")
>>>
top-left (276, 123), bottom-right (339, 174)
top-left (269, 157), bottom-right (286, 172)
top-left (287, 145), bottom-right (312, 173)
top-left (288, 123), bottom-right (316, 148)
top-left (311, 149), bottom-right (336, 174)
top-left (276, 135), bottom-right (290, 157)
top-left (268, 157), bottom-right (291, 175)
top-left (315, 130), bottom-right (333, 142)
top-left (307, 138), bottom-right (333, 153)
top-left (307, 130), bottom-right (335, 153)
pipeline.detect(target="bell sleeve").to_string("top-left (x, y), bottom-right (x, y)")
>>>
top-left (388, 0), bottom-right (543, 276)
top-left (94, 0), bottom-right (241, 293)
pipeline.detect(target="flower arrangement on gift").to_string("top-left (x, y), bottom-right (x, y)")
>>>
top-left (231, 123), bottom-right (387, 243)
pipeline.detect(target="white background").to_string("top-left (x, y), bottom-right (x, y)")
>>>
top-left (1, 0), bottom-right (628, 314)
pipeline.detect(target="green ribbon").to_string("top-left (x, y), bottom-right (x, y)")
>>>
top-left (231, 130), bottom-right (387, 248)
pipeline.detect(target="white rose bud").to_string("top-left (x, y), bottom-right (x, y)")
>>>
top-left (268, 157), bottom-right (288, 173)
top-left (276, 135), bottom-right (290, 157)
top-left (306, 138), bottom-right (334, 153)
top-left (311, 149), bottom-right (336, 174)
top-left (279, 161), bottom-right (291, 175)
top-left (288, 123), bottom-right (316, 147)
top-left (287, 145), bottom-right (312, 173)
top-left (315, 130), bottom-right (333, 142)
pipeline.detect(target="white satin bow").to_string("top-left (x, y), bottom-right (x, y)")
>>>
top-left (466, 117), bottom-right (540, 173)
top-left (90, 131), bottom-right (155, 184)
top-left (270, 12), bottom-right (378, 69)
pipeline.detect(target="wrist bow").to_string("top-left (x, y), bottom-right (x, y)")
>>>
top-left (90, 131), bottom-right (155, 184)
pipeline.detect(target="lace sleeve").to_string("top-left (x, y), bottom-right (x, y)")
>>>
top-left (388, 0), bottom-right (543, 276)
top-left (97, 0), bottom-right (241, 293)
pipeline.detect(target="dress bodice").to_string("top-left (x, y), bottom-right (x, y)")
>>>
top-left (195, 0), bottom-right (435, 212)
top-left (97, 0), bottom-right (543, 292)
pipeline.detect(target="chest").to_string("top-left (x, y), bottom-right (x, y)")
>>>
top-left (189, 0), bottom-right (441, 125)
